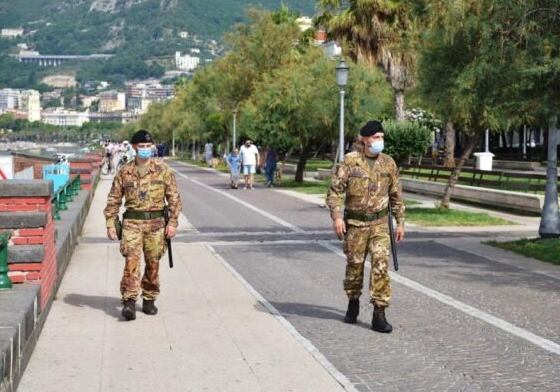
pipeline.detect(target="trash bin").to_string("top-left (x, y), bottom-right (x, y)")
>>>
top-left (474, 152), bottom-right (494, 171)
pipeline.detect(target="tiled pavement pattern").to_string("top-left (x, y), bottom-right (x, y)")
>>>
top-left (217, 243), bottom-right (560, 392)
top-left (168, 162), bottom-right (560, 391)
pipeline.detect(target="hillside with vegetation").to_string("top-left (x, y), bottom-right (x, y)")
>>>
top-left (0, 0), bottom-right (316, 88)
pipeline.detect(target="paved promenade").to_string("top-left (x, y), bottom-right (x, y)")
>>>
top-left (18, 161), bottom-right (560, 392)
top-left (18, 174), bottom-right (347, 392)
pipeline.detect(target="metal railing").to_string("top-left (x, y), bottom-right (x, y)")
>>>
top-left (0, 230), bottom-right (11, 290)
top-left (51, 174), bottom-right (82, 220)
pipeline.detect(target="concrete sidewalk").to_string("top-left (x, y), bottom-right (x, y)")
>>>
top-left (17, 176), bottom-right (346, 392)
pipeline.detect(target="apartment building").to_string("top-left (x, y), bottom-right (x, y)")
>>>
top-left (175, 51), bottom-right (200, 71)
top-left (125, 83), bottom-right (174, 113)
top-left (98, 90), bottom-right (126, 112)
top-left (1, 28), bottom-right (24, 38)
top-left (0, 89), bottom-right (20, 110)
top-left (20, 90), bottom-right (41, 122)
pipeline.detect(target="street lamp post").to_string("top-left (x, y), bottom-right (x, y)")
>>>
top-left (172, 130), bottom-right (176, 157)
top-left (233, 108), bottom-right (237, 150)
top-left (336, 58), bottom-right (349, 163)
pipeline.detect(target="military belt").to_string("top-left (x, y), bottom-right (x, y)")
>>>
top-left (123, 210), bottom-right (164, 220)
top-left (344, 209), bottom-right (388, 222)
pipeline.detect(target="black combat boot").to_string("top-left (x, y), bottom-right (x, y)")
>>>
top-left (122, 299), bottom-right (136, 321)
top-left (142, 299), bottom-right (158, 315)
top-left (371, 306), bottom-right (392, 333)
top-left (344, 299), bottom-right (360, 324)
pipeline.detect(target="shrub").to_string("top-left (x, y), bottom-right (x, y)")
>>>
top-left (383, 120), bottom-right (431, 163)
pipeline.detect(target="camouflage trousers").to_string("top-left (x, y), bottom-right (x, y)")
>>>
top-left (343, 222), bottom-right (391, 307)
top-left (119, 218), bottom-right (167, 302)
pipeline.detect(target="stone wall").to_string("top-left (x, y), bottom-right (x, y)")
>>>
top-left (0, 181), bottom-right (56, 309)
top-left (69, 154), bottom-right (102, 195)
top-left (0, 176), bottom-right (95, 392)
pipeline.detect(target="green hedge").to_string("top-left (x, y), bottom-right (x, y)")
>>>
top-left (383, 120), bottom-right (431, 164)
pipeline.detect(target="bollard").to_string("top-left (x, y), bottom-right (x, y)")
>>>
top-left (58, 190), bottom-right (68, 211)
top-left (0, 231), bottom-right (12, 290)
top-left (64, 183), bottom-right (74, 202)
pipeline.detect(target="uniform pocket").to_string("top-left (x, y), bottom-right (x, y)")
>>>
top-left (149, 181), bottom-right (165, 202)
top-left (123, 181), bottom-right (136, 198)
top-left (379, 172), bottom-right (390, 195)
top-left (348, 172), bottom-right (368, 197)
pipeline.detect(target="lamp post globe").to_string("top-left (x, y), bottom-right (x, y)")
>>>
top-left (336, 58), bottom-right (349, 163)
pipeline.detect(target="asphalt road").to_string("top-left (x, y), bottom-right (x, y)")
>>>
top-left (169, 161), bottom-right (560, 392)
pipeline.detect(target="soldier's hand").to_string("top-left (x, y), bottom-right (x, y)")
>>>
top-left (107, 228), bottom-right (117, 241)
top-left (165, 225), bottom-right (177, 239)
top-left (333, 218), bottom-right (346, 240)
top-left (396, 226), bottom-right (405, 243)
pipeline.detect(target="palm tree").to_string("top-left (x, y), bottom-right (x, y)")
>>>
top-left (317, 0), bottom-right (416, 120)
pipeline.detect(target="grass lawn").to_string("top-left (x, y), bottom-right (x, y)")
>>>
top-left (406, 208), bottom-right (515, 226)
top-left (287, 158), bottom-right (333, 171)
top-left (486, 238), bottom-right (560, 265)
top-left (274, 179), bottom-right (331, 194)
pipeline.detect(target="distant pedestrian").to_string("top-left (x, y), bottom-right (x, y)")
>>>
top-left (430, 140), bottom-right (439, 165)
top-left (262, 145), bottom-right (278, 188)
top-left (326, 120), bottom-right (405, 333)
top-left (204, 140), bottom-right (214, 167)
top-left (227, 148), bottom-right (241, 189)
top-left (157, 142), bottom-right (166, 159)
top-left (239, 139), bottom-right (260, 189)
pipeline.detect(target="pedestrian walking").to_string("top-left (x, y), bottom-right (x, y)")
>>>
top-left (104, 129), bottom-right (182, 321)
top-left (204, 140), bottom-right (214, 167)
top-left (430, 139), bottom-right (439, 165)
top-left (239, 138), bottom-right (260, 189)
top-left (326, 120), bottom-right (405, 333)
top-left (157, 142), bottom-right (166, 160)
top-left (262, 145), bottom-right (278, 187)
top-left (227, 148), bottom-right (242, 189)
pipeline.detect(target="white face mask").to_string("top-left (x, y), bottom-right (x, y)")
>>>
top-left (368, 141), bottom-right (384, 154)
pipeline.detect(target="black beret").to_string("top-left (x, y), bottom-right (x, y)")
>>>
top-left (130, 129), bottom-right (152, 144)
top-left (360, 121), bottom-right (384, 137)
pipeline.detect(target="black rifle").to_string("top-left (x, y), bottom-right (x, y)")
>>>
top-left (388, 206), bottom-right (399, 271)
top-left (163, 206), bottom-right (173, 268)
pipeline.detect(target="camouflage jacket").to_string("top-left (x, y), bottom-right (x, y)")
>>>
top-left (103, 159), bottom-right (182, 228)
top-left (326, 149), bottom-right (405, 227)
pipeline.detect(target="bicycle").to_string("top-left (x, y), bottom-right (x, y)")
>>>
top-left (101, 156), bottom-right (113, 175)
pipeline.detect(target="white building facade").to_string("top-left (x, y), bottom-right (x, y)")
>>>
top-left (41, 109), bottom-right (90, 127)
top-left (175, 51), bottom-right (200, 71)
top-left (1, 28), bottom-right (24, 38)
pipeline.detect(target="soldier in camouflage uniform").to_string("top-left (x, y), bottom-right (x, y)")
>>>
top-left (104, 129), bottom-right (182, 321)
top-left (326, 120), bottom-right (405, 333)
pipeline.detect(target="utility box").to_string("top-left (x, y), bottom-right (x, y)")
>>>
top-left (42, 164), bottom-right (70, 192)
top-left (474, 152), bottom-right (495, 171)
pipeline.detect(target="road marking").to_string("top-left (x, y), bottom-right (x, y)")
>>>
top-left (178, 212), bottom-right (198, 233)
top-left (180, 239), bottom-right (340, 247)
top-left (207, 245), bottom-right (360, 392)
top-left (173, 169), bottom-right (305, 233)
top-left (176, 229), bottom-right (332, 238)
top-left (172, 160), bottom-right (560, 356)
top-left (319, 241), bottom-right (560, 357)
